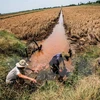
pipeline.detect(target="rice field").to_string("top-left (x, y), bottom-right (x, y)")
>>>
top-left (0, 8), bottom-right (60, 41)
top-left (63, 6), bottom-right (100, 51)
top-left (0, 5), bottom-right (100, 100)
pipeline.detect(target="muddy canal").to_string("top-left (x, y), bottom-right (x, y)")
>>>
top-left (30, 11), bottom-right (72, 71)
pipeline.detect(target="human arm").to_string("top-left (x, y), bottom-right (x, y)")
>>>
top-left (26, 67), bottom-right (39, 73)
top-left (59, 58), bottom-right (67, 72)
top-left (17, 73), bottom-right (37, 83)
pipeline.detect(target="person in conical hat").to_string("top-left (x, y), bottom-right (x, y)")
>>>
top-left (6, 59), bottom-right (37, 85)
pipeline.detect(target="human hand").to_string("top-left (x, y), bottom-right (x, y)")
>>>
top-left (63, 75), bottom-right (67, 81)
top-left (59, 69), bottom-right (62, 72)
top-left (34, 69), bottom-right (39, 74)
top-left (30, 78), bottom-right (37, 83)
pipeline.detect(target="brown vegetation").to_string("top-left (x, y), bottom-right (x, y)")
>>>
top-left (0, 8), bottom-right (60, 42)
top-left (0, 10), bottom-right (41, 20)
top-left (63, 6), bottom-right (100, 52)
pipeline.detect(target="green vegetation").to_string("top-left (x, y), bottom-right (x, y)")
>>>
top-left (0, 30), bottom-right (28, 100)
top-left (63, 0), bottom-right (100, 7)
top-left (30, 45), bottom-right (100, 100)
top-left (96, 0), bottom-right (100, 3)
top-left (65, 45), bottom-right (100, 87)
top-left (0, 31), bottom-right (100, 100)
top-left (0, 30), bottom-right (26, 56)
top-left (31, 75), bottom-right (100, 100)
top-left (79, 0), bottom-right (100, 5)
top-left (0, 54), bottom-right (31, 100)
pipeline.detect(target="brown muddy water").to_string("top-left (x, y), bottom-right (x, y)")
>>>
top-left (30, 11), bottom-right (73, 72)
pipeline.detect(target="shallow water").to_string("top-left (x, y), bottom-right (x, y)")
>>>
top-left (30, 11), bottom-right (72, 71)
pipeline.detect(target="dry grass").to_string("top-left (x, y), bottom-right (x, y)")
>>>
top-left (30, 75), bottom-right (100, 100)
top-left (74, 75), bottom-right (100, 100)
top-left (0, 8), bottom-right (60, 41)
top-left (63, 6), bottom-right (100, 51)
top-left (0, 10), bottom-right (42, 19)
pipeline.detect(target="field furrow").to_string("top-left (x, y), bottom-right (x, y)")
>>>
top-left (63, 6), bottom-right (100, 51)
top-left (0, 8), bottom-right (60, 42)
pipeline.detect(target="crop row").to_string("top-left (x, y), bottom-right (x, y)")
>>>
top-left (0, 8), bottom-right (60, 42)
top-left (63, 6), bottom-right (100, 51)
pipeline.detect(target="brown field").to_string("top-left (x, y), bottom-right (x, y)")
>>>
top-left (0, 8), bottom-right (60, 41)
top-left (0, 10), bottom-right (43, 19)
top-left (63, 6), bottom-right (100, 51)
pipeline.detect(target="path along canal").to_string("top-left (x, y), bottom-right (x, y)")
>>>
top-left (30, 11), bottom-right (73, 72)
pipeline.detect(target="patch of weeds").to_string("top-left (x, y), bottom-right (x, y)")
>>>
top-left (65, 45), bottom-right (100, 87)
top-left (84, 45), bottom-right (100, 59)
top-left (0, 30), bottom-right (31, 100)
top-left (0, 54), bottom-right (31, 100)
top-left (0, 30), bottom-right (26, 57)
top-left (65, 56), bottom-right (92, 87)
top-left (40, 81), bottom-right (59, 91)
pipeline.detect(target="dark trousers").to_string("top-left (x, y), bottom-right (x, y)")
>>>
top-left (52, 63), bottom-right (59, 74)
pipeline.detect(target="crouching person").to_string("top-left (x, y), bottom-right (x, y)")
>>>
top-left (6, 59), bottom-right (37, 86)
top-left (49, 52), bottom-right (70, 82)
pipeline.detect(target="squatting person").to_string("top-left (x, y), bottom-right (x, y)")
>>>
top-left (6, 59), bottom-right (37, 85)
